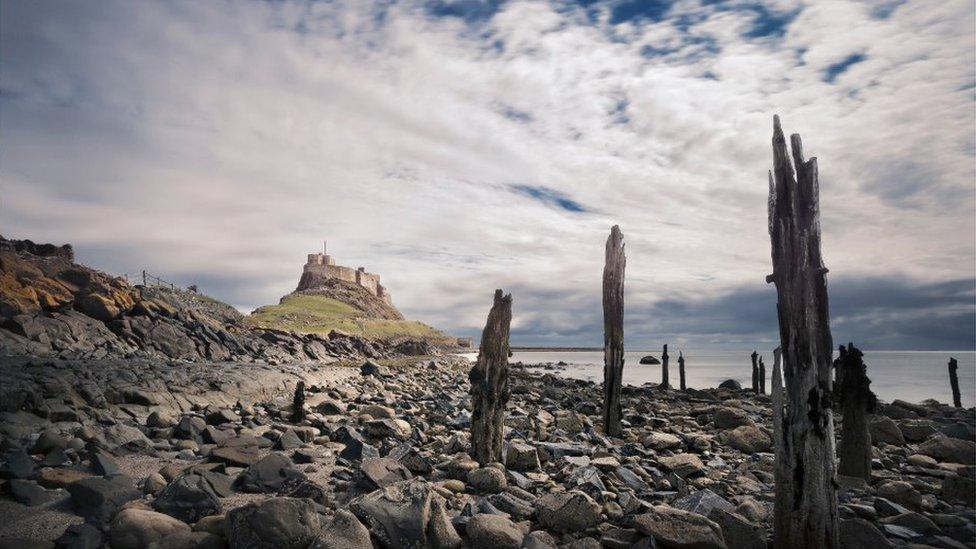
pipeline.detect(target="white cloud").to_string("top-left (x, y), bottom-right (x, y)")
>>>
top-left (1, 0), bottom-right (973, 346)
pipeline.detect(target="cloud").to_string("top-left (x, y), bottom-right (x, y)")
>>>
top-left (0, 0), bottom-right (973, 349)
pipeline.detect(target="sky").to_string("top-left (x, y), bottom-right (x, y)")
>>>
top-left (1, 0), bottom-right (974, 350)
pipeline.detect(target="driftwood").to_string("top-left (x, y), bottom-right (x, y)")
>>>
top-left (771, 347), bottom-right (784, 452)
top-left (759, 356), bottom-right (766, 395)
top-left (678, 351), bottom-right (686, 391)
top-left (949, 357), bottom-right (961, 408)
top-left (291, 381), bottom-right (306, 423)
top-left (661, 344), bottom-right (670, 389)
top-left (751, 350), bottom-right (759, 393)
top-left (470, 289), bottom-right (513, 465)
top-left (834, 343), bottom-right (876, 480)
top-left (767, 115), bottom-right (839, 548)
top-left (603, 225), bottom-right (626, 437)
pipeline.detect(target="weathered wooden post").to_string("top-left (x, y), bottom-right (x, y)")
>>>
top-left (834, 343), bottom-right (876, 480)
top-left (603, 225), bottom-right (626, 437)
top-left (678, 351), bottom-right (686, 391)
top-left (771, 347), bottom-right (784, 451)
top-left (949, 357), bottom-right (962, 408)
top-left (291, 381), bottom-right (306, 423)
top-left (767, 115), bottom-right (839, 548)
top-left (759, 356), bottom-right (766, 395)
top-left (661, 344), bottom-right (670, 389)
top-left (470, 289), bottom-right (513, 465)
top-left (751, 350), bottom-right (759, 393)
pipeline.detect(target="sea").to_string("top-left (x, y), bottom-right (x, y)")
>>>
top-left (459, 349), bottom-right (976, 407)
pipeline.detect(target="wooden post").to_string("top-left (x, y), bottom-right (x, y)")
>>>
top-left (142, 270), bottom-right (147, 286)
top-left (470, 289), bottom-right (513, 465)
top-left (759, 356), bottom-right (766, 395)
top-left (767, 115), bottom-right (839, 549)
top-left (751, 350), bottom-right (759, 393)
top-left (602, 225), bottom-right (626, 437)
top-left (948, 358), bottom-right (961, 408)
top-left (834, 343), bottom-right (876, 480)
top-left (678, 351), bottom-right (686, 391)
top-left (771, 346), bottom-right (787, 538)
top-left (291, 381), bottom-right (306, 423)
top-left (661, 344), bottom-right (670, 389)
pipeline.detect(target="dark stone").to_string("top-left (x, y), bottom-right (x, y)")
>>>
top-left (55, 522), bottom-right (104, 549)
top-left (639, 356), bottom-right (661, 365)
top-left (66, 474), bottom-right (140, 524)
top-left (1, 449), bottom-right (36, 479)
top-left (152, 473), bottom-right (223, 523)
top-left (90, 450), bottom-right (119, 476)
top-left (718, 379), bottom-right (742, 390)
top-left (234, 453), bottom-right (306, 493)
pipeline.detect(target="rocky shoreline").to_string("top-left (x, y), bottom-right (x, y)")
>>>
top-left (0, 356), bottom-right (974, 549)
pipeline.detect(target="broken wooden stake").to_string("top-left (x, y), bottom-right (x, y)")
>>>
top-left (834, 343), bottom-right (877, 480)
top-left (291, 381), bottom-right (306, 423)
top-left (949, 357), bottom-right (962, 408)
top-left (470, 289), bottom-right (513, 465)
top-left (603, 225), bottom-right (626, 437)
top-left (759, 355), bottom-right (766, 395)
top-left (661, 344), bottom-right (670, 390)
top-left (678, 351), bottom-right (686, 391)
top-left (767, 115), bottom-right (839, 548)
top-left (751, 350), bottom-right (759, 394)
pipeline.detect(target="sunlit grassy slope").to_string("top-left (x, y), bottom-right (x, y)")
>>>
top-left (246, 293), bottom-right (447, 342)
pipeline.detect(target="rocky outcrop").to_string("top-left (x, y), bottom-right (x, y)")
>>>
top-left (0, 236), bottom-right (391, 362)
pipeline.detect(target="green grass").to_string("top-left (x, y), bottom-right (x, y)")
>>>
top-left (246, 293), bottom-right (446, 342)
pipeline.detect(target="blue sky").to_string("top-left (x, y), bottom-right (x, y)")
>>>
top-left (1, 0), bottom-right (974, 349)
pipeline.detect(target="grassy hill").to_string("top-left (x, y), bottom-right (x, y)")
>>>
top-left (246, 292), bottom-right (450, 343)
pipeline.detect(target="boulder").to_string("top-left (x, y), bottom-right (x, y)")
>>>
top-left (467, 467), bottom-right (507, 494)
top-left (465, 513), bottom-right (523, 549)
top-left (109, 508), bottom-right (191, 549)
top-left (941, 474), bottom-right (976, 507)
top-left (67, 474), bottom-right (141, 524)
top-left (640, 356), bottom-right (661, 365)
top-left (504, 441), bottom-right (540, 471)
top-left (358, 457), bottom-right (413, 490)
top-left (838, 518), bottom-right (893, 549)
top-left (56, 523), bottom-right (104, 549)
top-left (235, 453), bottom-right (306, 493)
top-left (308, 509), bottom-right (372, 549)
top-left (672, 489), bottom-right (734, 517)
top-left (152, 473), bottom-right (223, 523)
top-left (147, 531), bottom-right (225, 549)
top-left (723, 425), bottom-right (771, 453)
top-left (712, 407), bottom-right (752, 429)
top-left (225, 497), bottom-right (323, 549)
top-left (876, 481), bottom-right (922, 511)
top-left (644, 432), bottom-right (682, 451)
top-left (658, 453), bottom-right (706, 478)
top-left (535, 490), bottom-right (602, 533)
top-left (917, 436), bottom-right (976, 465)
top-left (718, 380), bottom-right (742, 390)
top-left (708, 509), bottom-right (764, 549)
top-left (868, 416), bottom-right (905, 446)
top-left (633, 505), bottom-right (727, 549)
top-left (348, 479), bottom-right (461, 549)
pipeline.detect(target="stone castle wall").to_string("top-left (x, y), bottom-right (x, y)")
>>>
top-left (303, 253), bottom-right (391, 305)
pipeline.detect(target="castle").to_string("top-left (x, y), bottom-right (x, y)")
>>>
top-left (299, 242), bottom-right (392, 305)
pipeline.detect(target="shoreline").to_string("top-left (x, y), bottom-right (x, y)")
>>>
top-left (0, 355), bottom-right (973, 548)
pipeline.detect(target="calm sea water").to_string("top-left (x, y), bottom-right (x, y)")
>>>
top-left (460, 350), bottom-right (976, 407)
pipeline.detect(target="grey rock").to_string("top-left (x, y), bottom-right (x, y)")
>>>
top-left (466, 513), bottom-right (522, 549)
top-left (633, 505), bottom-right (727, 549)
top-left (869, 416), bottom-right (905, 446)
top-left (839, 518), bottom-right (892, 549)
top-left (109, 508), bottom-right (191, 549)
top-left (708, 508), bottom-right (763, 549)
top-left (349, 478), bottom-right (461, 549)
top-left (153, 473), bottom-right (223, 523)
top-left (225, 497), bottom-right (323, 549)
top-left (308, 510), bottom-right (371, 549)
top-left (535, 490), bottom-right (602, 533)
top-left (358, 457), bottom-right (412, 490)
top-left (468, 467), bottom-right (507, 494)
top-left (234, 453), bottom-right (306, 494)
top-left (672, 489), bottom-right (734, 517)
top-left (67, 474), bottom-right (141, 524)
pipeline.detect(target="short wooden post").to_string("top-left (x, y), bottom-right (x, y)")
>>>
top-left (470, 289), bottom-right (513, 465)
top-left (948, 357), bottom-right (961, 408)
top-left (767, 115), bottom-right (839, 548)
top-left (759, 356), bottom-right (766, 395)
top-left (678, 351), bottom-right (686, 391)
top-left (751, 350), bottom-right (759, 393)
top-left (661, 344), bottom-right (670, 389)
top-left (602, 226), bottom-right (626, 437)
top-left (834, 343), bottom-right (876, 480)
top-left (291, 381), bottom-right (306, 423)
